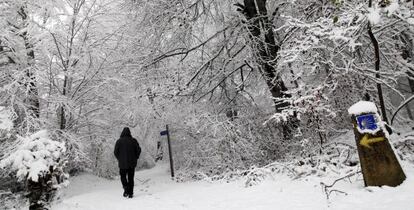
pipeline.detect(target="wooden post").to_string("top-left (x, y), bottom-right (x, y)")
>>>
top-left (349, 102), bottom-right (406, 187)
top-left (166, 125), bottom-right (175, 178)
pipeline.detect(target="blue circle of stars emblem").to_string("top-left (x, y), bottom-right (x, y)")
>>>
top-left (356, 114), bottom-right (378, 131)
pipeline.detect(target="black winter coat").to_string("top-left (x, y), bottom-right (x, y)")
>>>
top-left (114, 128), bottom-right (141, 169)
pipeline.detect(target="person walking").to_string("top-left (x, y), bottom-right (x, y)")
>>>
top-left (114, 127), bottom-right (141, 198)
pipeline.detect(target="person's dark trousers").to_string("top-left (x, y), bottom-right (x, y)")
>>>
top-left (120, 168), bottom-right (135, 196)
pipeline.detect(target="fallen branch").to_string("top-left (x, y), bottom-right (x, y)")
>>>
top-left (320, 171), bottom-right (361, 200)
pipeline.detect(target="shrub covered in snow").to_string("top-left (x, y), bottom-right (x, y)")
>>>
top-left (0, 130), bottom-right (68, 209)
top-left (169, 108), bottom-right (287, 180)
top-left (241, 140), bottom-right (360, 187)
top-left (0, 130), bottom-right (67, 182)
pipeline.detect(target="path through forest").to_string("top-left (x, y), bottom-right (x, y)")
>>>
top-left (53, 164), bottom-right (414, 210)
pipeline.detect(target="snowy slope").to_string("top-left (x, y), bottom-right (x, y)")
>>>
top-left (52, 163), bottom-right (414, 210)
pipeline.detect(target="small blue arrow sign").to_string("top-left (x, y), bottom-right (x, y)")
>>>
top-left (160, 130), bottom-right (168, 136)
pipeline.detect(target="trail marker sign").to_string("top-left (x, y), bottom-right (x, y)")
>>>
top-left (160, 125), bottom-right (174, 178)
top-left (356, 114), bottom-right (378, 131)
top-left (160, 130), bottom-right (168, 136)
top-left (348, 101), bottom-right (406, 187)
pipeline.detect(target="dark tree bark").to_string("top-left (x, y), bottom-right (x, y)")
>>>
top-left (238, 0), bottom-right (290, 113)
top-left (6, 5), bottom-right (41, 130)
top-left (367, 0), bottom-right (388, 124)
top-left (19, 6), bottom-right (40, 119)
top-left (23, 35), bottom-right (40, 119)
top-left (59, 77), bottom-right (68, 130)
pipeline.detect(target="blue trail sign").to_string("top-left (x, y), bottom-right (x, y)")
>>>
top-left (356, 114), bottom-right (378, 131)
top-left (160, 130), bottom-right (168, 136)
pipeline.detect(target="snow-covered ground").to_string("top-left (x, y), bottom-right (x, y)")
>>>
top-left (53, 163), bottom-right (414, 210)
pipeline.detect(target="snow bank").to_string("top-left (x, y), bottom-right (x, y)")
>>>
top-left (348, 101), bottom-right (378, 115)
top-left (0, 130), bottom-right (66, 182)
top-left (52, 164), bottom-right (414, 210)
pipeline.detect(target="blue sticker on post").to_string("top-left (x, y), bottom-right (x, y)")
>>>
top-left (356, 114), bottom-right (378, 131)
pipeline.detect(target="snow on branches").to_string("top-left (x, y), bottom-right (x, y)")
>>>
top-left (0, 130), bottom-right (66, 183)
top-left (0, 106), bottom-right (13, 132)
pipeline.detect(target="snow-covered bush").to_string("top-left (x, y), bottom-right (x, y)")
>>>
top-left (162, 102), bottom-right (287, 180)
top-left (0, 106), bottom-right (14, 160)
top-left (244, 139), bottom-right (360, 187)
top-left (394, 132), bottom-right (414, 164)
top-left (0, 130), bottom-right (67, 182)
top-left (0, 130), bottom-right (68, 209)
top-left (0, 191), bottom-right (25, 210)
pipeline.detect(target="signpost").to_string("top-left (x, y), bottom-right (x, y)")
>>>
top-left (349, 101), bottom-right (406, 187)
top-left (160, 125), bottom-right (174, 178)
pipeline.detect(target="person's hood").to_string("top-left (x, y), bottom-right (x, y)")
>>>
top-left (120, 127), bottom-right (132, 138)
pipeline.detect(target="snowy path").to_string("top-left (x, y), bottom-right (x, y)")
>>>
top-left (53, 164), bottom-right (414, 210)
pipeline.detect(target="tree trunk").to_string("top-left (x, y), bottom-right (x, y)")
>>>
top-left (238, 0), bottom-right (296, 138)
top-left (10, 5), bottom-right (40, 130)
top-left (241, 0), bottom-right (290, 112)
top-left (367, 0), bottom-right (388, 124)
top-left (23, 33), bottom-right (40, 119)
top-left (20, 6), bottom-right (40, 119)
top-left (59, 75), bottom-right (69, 130)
